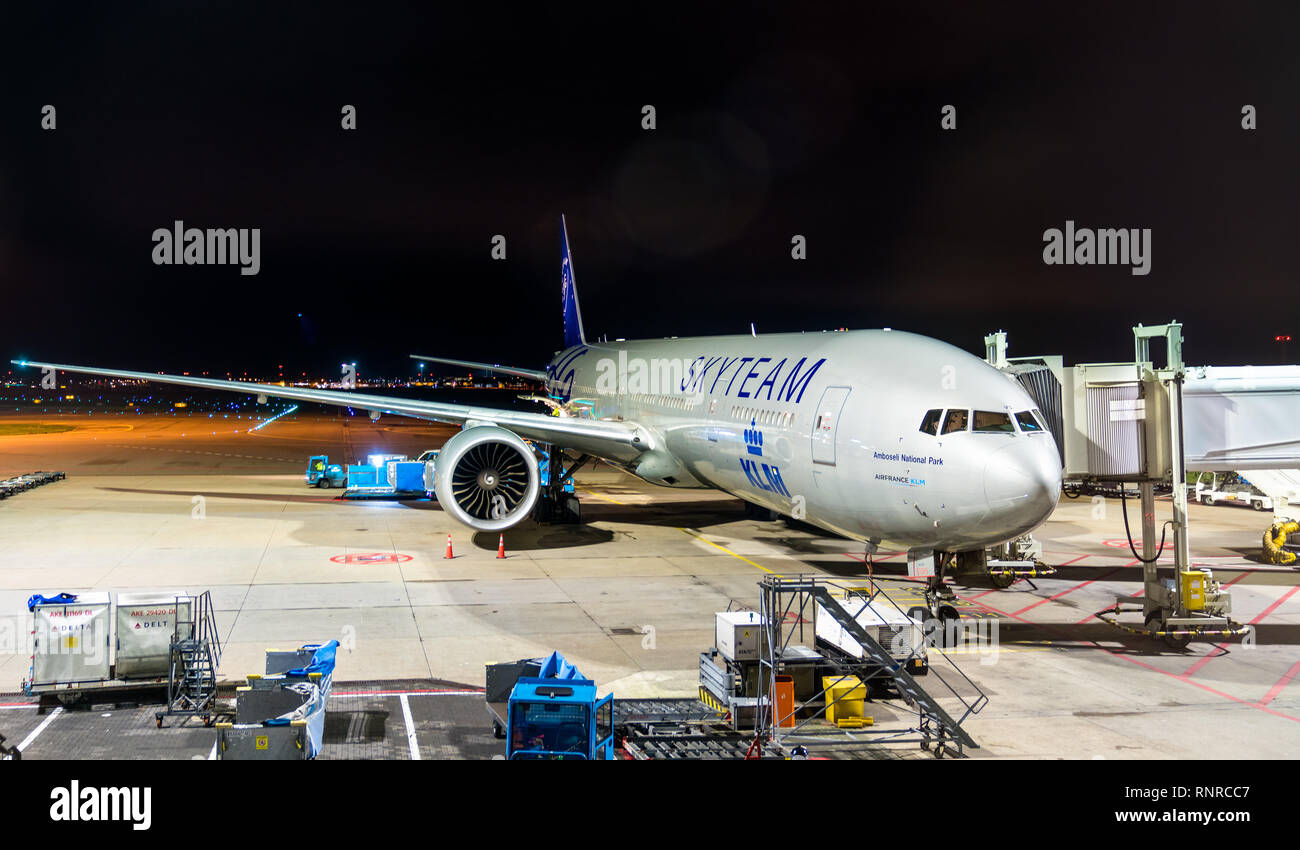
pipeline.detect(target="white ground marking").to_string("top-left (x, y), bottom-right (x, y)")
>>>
top-left (400, 694), bottom-right (421, 760)
top-left (15, 706), bottom-right (61, 753)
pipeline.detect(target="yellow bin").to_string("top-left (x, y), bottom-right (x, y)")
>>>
top-left (822, 675), bottom-right (866, 724)
top-left (1180, 570), bottom-right (1207, 611)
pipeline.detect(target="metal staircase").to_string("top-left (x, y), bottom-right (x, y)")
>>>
top-left (156, 592), bottom-right (222, 727)
top-left (817, 584), bottom-right (980, 752)
top-left (757, 576), bottom-right (985, 757)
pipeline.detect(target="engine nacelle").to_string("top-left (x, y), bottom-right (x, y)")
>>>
top-left (433, 425), bottom-right (540, 532)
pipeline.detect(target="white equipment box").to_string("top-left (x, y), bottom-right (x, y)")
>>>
top-left (115, 592), bottom-right (191, 678)
top-left (716, 611), bottom-right (765, 662)
top-left (815, 595), bottom-right (925, 662)
top-left (908, 550), bottom-right (936, 578)
top-left (31, 592), bottom-right (112, 686)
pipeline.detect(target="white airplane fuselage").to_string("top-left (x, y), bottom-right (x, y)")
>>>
top-left (544, 328), bottom-right (1062, 553)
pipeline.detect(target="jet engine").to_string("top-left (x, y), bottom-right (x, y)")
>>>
top-left (433, 425), bottom-right (540, 532)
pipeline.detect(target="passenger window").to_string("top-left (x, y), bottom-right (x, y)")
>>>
top-left (919, 409), bottom-right (943, 436)
top-left (973, 411), bottom-right (1015, 432)
top-left (941, 409), bottom-right (969, 434)
top-left (1014, 411), bottom-right (1042, 432)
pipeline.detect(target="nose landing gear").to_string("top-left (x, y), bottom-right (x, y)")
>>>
top-left (907, 553), bottom-right (963, 649)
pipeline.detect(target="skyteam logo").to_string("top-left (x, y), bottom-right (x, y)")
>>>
top-left (740, 418), bottom-right (790, 497)
top-left (546, 345), bottom-right (588, 403)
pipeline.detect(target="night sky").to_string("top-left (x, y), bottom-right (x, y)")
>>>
top-left (2, 4), bottom-right (1298, 379)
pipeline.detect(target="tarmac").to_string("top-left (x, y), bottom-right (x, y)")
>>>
top-left (1, 409), bottom-right (1298, 759)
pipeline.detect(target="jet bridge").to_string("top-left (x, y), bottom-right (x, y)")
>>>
top-left (994, 323), bottom-right (1300, 604)
top-left (1058, 323), bottom-right (1252, 646)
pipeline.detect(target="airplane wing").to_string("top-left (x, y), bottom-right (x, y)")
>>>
top-left (12, 360), bottom-right (647, 462)
top-left (407, 354), bottom-right (548, 382)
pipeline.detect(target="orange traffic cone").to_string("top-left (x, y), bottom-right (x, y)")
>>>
top-left (444, 534), bottom-right (454, 559)
top-left (496, 534), bottom-right (506, 559)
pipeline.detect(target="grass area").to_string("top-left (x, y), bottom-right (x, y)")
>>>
top-left (0, 423), bottom-right (75, 436)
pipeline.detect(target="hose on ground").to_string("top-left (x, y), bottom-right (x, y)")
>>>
top-left (1263, 520), bottom-right (1299, 566)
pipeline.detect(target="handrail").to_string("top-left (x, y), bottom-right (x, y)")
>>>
top-left (839, 582), bottom-right (988, 721)
top-left (171, 591), bottom-right (221, 666)
top-left (761, 576), bottom-right (982, 751)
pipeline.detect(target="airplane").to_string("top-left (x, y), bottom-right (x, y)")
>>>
top-left (13, 217), bottom-right (1063, 615)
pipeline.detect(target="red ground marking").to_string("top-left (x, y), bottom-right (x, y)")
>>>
top-left (967, 554), bottom-right (1096, 601)
top-left (1179, 649), bottom-right (1224, 680)
top-left (329, 552), bottom-right (414, 565)
top-left (1221, 571), bottom-right (1250, 588)
top-left (1076, 587), bottom-right (1145, 625)
top-left (1180, 584), bottom-right (1300, 678)
top-left (1012, 560), bottom-right (1137, 616)
top-left (1258, 659), bottom-right (1300, 707)
top-left (1103, 539), bottom-right (1173, 551)
top-left (1249, 584), bottom-right (1300, 624)
top-left (836, 549), bottom-right (905, 563)
top-left (953, 587), bottom-right (1300, 724)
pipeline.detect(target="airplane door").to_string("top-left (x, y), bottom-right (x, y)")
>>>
top-left (811, 386), bottom-right (851, 465)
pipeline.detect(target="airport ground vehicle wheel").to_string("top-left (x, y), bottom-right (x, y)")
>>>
top-left (937, 605), bottom-right (961, 647)
top-left (1252, 500), bottom-right (1266, 511)
top-left (907, 606), bottom-right (934, 647)
top-left (1144, 611), bottom-right (1188, 651)
top-left (988, 569), bottom-right (1016, 589)
top-left (1204, 496), bottom-right (1216, 506)
top-left (317, 478), bottom-right (331, 489)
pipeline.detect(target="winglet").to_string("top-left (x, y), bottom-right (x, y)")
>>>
top-left (561, 215), bottom-right (586, 349)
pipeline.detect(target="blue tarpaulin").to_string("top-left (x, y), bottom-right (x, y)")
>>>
top-left (282, 641), bottom-right (338, 759)
top-left (287, 640), bottom-right (338, 678)
top-left (27, 593), bottom-right (77, 611)
top-left (536, 651), bottom-right (584, 681)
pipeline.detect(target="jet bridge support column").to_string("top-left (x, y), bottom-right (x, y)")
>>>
top-left (1098, 323), bottom-right (1245, 648)
top-left (1139, 481), bottom-right (1158, 618)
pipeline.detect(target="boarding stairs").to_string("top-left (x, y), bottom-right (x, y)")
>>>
top-left (760, 576), bottom-right (984, 756)
top-left (156, 591), bottom-right (223, 727)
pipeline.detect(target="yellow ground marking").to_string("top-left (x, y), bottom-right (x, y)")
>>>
top-left (577, 487), bottom-right (627, 506)
top-left (677, 528), bottom-right (783, 576)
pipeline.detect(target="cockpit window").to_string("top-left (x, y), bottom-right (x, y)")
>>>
top-left (972, 410), bottom-right (1014, 432)
top-left (941, 409), bottom-right (969, 434)
top-left (1014, 411), bottom-right (1043, 432)
top-left (919, 409), bottom-right (943, 436)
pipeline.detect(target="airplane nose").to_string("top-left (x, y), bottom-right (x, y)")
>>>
top-left (984, 441), bottom-right (1062, 531)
